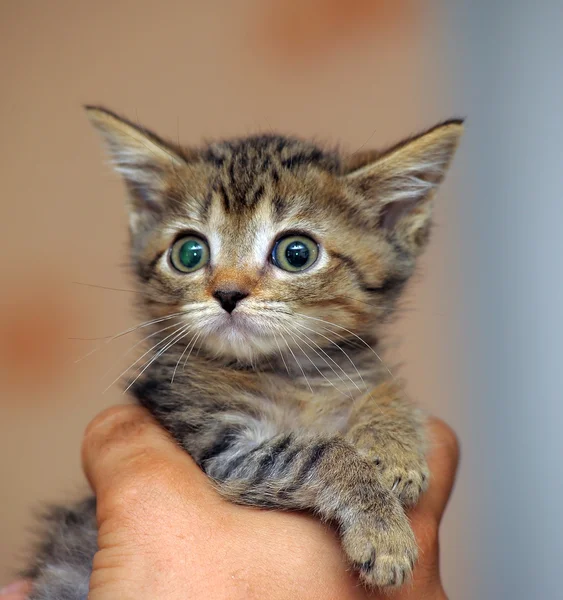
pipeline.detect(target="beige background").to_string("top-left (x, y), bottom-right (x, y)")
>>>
top-left (0, 1), bottom-right (471, 596)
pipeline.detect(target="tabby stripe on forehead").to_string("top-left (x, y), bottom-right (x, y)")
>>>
top-left (165, 187), bottom-right (185, 212)
top-left (228, 159), bottom-right (236, 188)
top-left (272, 195), bottom-right (288, 221)
top-left (270, 167), bottom-right (280, 184)
top-left (217, 181), bottom-right (232, 212)
top-left (281, 150), bottom-right (324, 170)
top-left (206, 154), bottom-right (225, 167)
top-left (200, 190), bottom-right (213, 222)
top-left (248, 183), bottom-right (265, 207)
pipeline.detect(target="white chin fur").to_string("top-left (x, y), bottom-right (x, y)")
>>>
top-left (194, 313), bottom-right (281, 361)
top-left (203, 329), bottom-right (279, 361)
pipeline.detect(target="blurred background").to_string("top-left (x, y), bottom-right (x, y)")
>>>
top-left (1, 1), bottom-right (562, 598)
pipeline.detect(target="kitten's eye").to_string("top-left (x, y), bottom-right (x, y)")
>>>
top-left (271, 235), bottom-right (319, 272)
top-left (170, 235), bottom-right (210, 273)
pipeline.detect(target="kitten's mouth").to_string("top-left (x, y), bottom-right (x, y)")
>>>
top-left (216, 311), bottom-right (268, 336)
top-left (196, 309), bottom-right (286, 359)
top-left (184, 305), bottom-right (295, 360)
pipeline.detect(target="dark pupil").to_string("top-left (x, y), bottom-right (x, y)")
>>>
top-left (285, 241), bottom-right (309, 268)
top-left (179, 239), bottom-right (203, 269)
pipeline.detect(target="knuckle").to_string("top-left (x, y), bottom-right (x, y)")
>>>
top-left (82, 405), bottom-right (176, 494)
top-left (83, 405), bottom-right (152, 454)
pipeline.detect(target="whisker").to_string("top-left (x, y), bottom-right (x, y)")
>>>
top-left (102, 312), bottom-right (188, 343)
top-left (291, 322), bottom-right (386, 418)
top-left (73, 345), bottom-right (100, 364)
top-left (183, 331), bottom-right (202, 370)
top-left (277, 328), bottom-right (313, 394)
top-left (271, 328), bottom-right (290, 375)
top-left (101, 321), bottom-right (183, 380)
top-left (292, 322), bottom-right (368, 390)
top-left (288, 324), bottom-right (362, 394)
top-left (170, 329), bottom-right (199, 381)
top-left (337, 295), bottom-right (388, 310)
top-left (104, 323), bottom-right (186, 393)
top-left (294, 313), bottom-right (396, 380)
top-left (280, 325), bottom-right (350, 398)
top-left (193, 333), bottom-right (204, 358)
top-left (172, 333), bottom-right (193, 382)
top-left (176, 332), bottom-right (201, 383)
top-left (350, 125), bottom-right (378, 156)
top-left (72, 281), bottom-right (136, 293)
top-left (74, 319), bottom-right (183, 366)
top-left (123, 324), bottom-right (191, 394)
top-left (70, 311), bottom-right (187, 342)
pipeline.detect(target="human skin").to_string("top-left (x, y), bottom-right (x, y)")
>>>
top-left (2, 406), bottom-right (459, 600)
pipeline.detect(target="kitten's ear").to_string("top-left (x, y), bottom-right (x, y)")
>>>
top-left (85, 106), bottom-right (186, 232)
top-left (343, 119), bottom-right (464, 255)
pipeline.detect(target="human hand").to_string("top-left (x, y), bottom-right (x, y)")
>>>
top-left (2, 406), bottom-right (459, 600)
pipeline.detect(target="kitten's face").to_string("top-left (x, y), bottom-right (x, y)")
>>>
top-left (86, 109), bottom-right (462, 362)
top-left (133, 159), bottom-right (399, 360)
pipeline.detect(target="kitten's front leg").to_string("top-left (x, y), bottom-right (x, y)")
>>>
top-left (134, 381), bottom-right (417, 587)
top-left (203, 432), bottom-right (417, 588)
top-left (346, 382), bottom-right (430, 507)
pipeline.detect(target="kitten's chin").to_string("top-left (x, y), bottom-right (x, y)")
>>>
top-left (198, 313), bottom-right (281, 361)
top-left (203, 331), bottom-right (278, 361)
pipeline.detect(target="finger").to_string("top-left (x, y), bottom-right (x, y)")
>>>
top-left (416, 417), bottom-right (460, 524)
top-left (0, 579), bottom-right (32, 598)
top-left (81, 405), bottom-right (216, 518)
top-left (391, 419), bottom-right (459, 599)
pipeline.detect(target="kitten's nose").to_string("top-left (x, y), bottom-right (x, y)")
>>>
top-left (213, 289), bottom-right (249, 314)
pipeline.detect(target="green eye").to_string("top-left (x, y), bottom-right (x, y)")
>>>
top-left (170, 235), bottom-right (210, 273)
top-left (271, 235), bottom-right (319, 272)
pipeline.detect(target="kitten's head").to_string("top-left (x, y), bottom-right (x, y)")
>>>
top-left (87, 107), bottom-right (462, 362)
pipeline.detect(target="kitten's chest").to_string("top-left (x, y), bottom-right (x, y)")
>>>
top-left (265, 375), bottom-right (359, 435)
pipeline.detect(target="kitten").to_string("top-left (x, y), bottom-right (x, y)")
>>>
top-left (25, 107), bottom-right (463, 598)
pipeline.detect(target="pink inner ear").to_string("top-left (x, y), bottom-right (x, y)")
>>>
top-left (379, 198), bottom-right (420, 230)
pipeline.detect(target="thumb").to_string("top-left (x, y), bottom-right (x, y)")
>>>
top-left (81, 405), bottom-right (216, 521)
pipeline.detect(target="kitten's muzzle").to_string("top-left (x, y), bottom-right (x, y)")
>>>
top-left (213, 289), bottom-right (249, 314)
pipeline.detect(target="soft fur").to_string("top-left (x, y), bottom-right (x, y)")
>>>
top-left (25, 108), bottom-right (463, 597)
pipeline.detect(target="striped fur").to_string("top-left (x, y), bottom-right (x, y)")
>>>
top-left (26, 108), bottom-right (463, 597)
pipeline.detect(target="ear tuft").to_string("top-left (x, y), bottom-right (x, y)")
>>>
top-left (85, 106), bottom-right (186, 232)
top-left (85, 105), bottom-right (186, 172)
top-left (343, 119), bottom-right (464, 254)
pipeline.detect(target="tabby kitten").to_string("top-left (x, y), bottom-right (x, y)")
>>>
top-left (26, 107), bottom-right (462, 598)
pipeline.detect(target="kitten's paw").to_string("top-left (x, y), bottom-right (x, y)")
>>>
top-left (372, 447), bottom-right (429, 507)
top-left (342, 507), bottom-right (417, 588)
